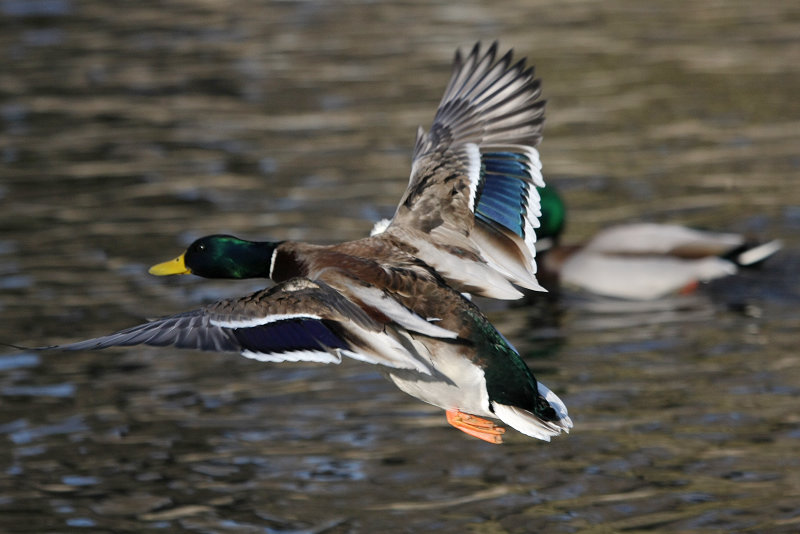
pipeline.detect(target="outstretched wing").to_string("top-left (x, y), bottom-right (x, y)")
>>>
top-left (382, 42), bottom-right (547, 299)
top-left (45, 278), bottom-right (448, 374)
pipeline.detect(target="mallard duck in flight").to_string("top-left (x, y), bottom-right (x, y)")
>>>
top-left (32, 42), bottom-right (572, 444)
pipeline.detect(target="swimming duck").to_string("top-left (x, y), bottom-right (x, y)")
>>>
top-left (37, 42), bottom-right (572, 444)
top-left (534, 185), bottom-right (782, 300)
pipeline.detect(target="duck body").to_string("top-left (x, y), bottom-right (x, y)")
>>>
top-left (542, 223), bottom-right (782, 300)
top-left (535, 186), bottom-right (782, 300)
top-left (66, 234), bottom-right (572, 442)
top-left (384, 300), bottom-right (568, 441)
top-left (31, 43), bottom-right (572, 444)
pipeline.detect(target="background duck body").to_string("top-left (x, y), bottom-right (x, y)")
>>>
top-left (536, 186), bottom-right (782, 300)
top-left (547, 223), bottom-right (782, 300)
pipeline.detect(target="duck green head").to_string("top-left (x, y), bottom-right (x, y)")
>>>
top-left (537, 184), bottom-right (566, 242)
top-left (149, 235), bottom-right (280, 279)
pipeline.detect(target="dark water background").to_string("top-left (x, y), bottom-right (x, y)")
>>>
top-left (1, 1), bottom-right (799, 532)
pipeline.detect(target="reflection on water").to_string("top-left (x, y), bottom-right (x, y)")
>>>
top-left (1, 0), bottom-right (800, 532)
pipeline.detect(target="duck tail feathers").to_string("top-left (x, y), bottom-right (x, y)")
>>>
top-left (731, 239), bottom-right (782, 267)
top-left (492, 383), bottom-right (572, 442)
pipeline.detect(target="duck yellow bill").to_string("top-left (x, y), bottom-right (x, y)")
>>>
top-left (148, 253), bottom-right (192, 276)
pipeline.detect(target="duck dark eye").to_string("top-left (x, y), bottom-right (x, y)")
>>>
top-left (197, 243), bottom-right (206, 252)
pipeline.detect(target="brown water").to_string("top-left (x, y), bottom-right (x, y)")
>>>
top-left (1, 1), bottom-right (800, 532)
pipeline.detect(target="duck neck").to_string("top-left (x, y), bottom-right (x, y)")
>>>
top-left (233, 240), bottom-right (282, 279)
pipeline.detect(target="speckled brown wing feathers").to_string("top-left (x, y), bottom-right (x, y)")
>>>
top-left (383, 42), bottom-right (548, 299)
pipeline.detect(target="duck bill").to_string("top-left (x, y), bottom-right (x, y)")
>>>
top-left (149, 253), bottom-right (192, 275)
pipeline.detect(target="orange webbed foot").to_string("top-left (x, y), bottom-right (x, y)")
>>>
top-left (679, 280), bottom-right (700, 295)
top-left (446, 410), bottom-right (506, 444)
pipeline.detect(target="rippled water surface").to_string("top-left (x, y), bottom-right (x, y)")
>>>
top-left (2, 1), bottom-right (800, 532)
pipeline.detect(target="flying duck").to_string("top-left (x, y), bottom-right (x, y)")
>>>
top-left (32, 42), bottom-right (572, 444)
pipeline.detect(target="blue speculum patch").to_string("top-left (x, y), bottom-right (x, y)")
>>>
top-left (233, 318), bottom-right (348, 354)
top-left (475, 152), bottom-right (531, 238)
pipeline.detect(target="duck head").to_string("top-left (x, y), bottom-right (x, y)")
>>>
top-left (537, 184), bottom-right (566, 243)
top-left (149, 235), bottom-right (280, 279)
